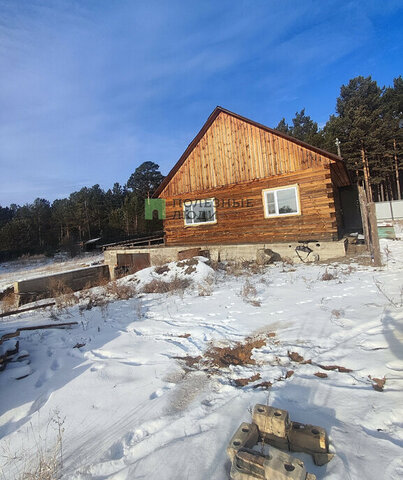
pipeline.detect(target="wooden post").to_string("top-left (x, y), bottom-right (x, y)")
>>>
top-left (393, 139), bottom-right (401, 200)
top-left (367, 202), bottom-right (382, 267)
top-left (361, 146), bottom-right (373, 202)
top-left (358, 184), bottom-right (370, 251)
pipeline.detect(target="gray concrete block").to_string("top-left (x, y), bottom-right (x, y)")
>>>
top-left (227, 423), bottom-right (259, 462)
top-left (251, 406), bottom-right (333, 466)
top-left (252, 404), bottom-right (290, 439)
top-left (264, 448), bottom-right (315, 480)
top-left (288, 422), bottom-right (328, 455)
top-left (230, 448), bottom-right (316, 480)
top-left (312, 452), bottom-right (335, 466)
top-left (230, 448), bottom-right (265, 480)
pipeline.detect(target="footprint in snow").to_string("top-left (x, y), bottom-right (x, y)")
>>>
top-left (386, 361), bottom-right (403, 372)
top-left (51, 358), bottom-right (61, 371)
top-left (150, 389), bottom-right (164, 399)
top-left (35, 368), bottom-right (54, 388)
top-left (29, 390), bottom-right (51, 414)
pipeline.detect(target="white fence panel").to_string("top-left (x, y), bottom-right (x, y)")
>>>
top-left (375, 200), bottom-right (403, 222)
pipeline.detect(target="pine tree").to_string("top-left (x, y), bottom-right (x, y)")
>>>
top-left (275, 110), bottom-right (324, 148)
top-left (127, 161), bottom-right (164, 197)
top-left (380, 76), bottom-right (403, 199)
top-left (275, 118), bottom-right (290, 134)
top-left (323, 76), bottom-right (383, 200)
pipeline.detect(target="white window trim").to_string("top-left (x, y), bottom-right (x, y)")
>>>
top-left (183, 198), bottom-right (217, 227)
top-left (262, 184), bottom-right (301, 218)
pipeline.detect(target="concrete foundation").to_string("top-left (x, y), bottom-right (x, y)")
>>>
top-left (104, 239), bottom-right (347, 279)
top-left (14, 265), bottom-right (109, 305)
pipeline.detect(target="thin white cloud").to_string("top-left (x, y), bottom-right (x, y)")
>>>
top-left (0, 0), bottom-right (401, 205)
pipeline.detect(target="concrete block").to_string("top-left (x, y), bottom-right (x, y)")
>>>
top-left (230, 448), bottom-right (265, 480)
top-left (252, 405), bottom-right (290, 449)
top-left (14, 265), bottom-right (109, 305)
top-left (288, 422), bottom-right (328, 455)
top-left (250, 405), bottom-right (333, 465)
top-left (230, 448), bottom-right (316, 480)
top-left (264, 448), bottom-right (315, 480)
top-left (313, 452), bottom-right (335, 466)
top-left (227, 423), bottom-right (259, 462)
top-left (177, 248), bottom-right (201, 260)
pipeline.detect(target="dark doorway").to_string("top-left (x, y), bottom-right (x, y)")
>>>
top-left (340, 185), bottom-right (362, 233)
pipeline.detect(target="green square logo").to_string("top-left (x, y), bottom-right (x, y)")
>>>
top-left (145, 198), bottom-right (166, 220)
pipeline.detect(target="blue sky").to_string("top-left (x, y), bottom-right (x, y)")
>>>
top-left (0, 0), bottom-right (402, 206)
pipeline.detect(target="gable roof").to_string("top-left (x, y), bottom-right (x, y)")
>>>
top-left (154, 106), bottom-right (346, 197)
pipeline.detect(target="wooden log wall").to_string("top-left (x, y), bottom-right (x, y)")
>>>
top-left (163, 166), bottom-right (338, 245)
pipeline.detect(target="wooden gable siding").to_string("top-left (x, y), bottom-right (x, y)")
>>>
top-left (163, 165), bottom-right (338, 246)
top-left (159, 111), bottom-right (333, 199)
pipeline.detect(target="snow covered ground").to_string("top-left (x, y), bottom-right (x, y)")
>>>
top-left (0, 240), bottom-right (402, 479)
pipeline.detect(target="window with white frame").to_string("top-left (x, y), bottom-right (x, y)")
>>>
top-left (262, 185), bottom-right (300, 217)
top-left (184, 198), bottom-right (216, 226)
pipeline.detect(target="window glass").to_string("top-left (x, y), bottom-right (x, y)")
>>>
top-left (184, 204), bottom-right (194, 224)
top-left (277, 188), bottom-right (298, 214)
top-left (266, 192), bottom-right (276, 215)
top-left (184, 199), bottom-right (216, 225)
top-left (263, 186), bottom-right (299, 217)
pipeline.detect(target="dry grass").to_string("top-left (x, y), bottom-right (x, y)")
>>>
top-left (320, 269), bottom-right (338, 281)
top-left (142, 276), bottom-right (191, 295)
top-left (369, 375), bottom-right (386, 392)
top-left (20, 453), bottom-right (59, 480)
top-left (17, 253), bottom-right (46, 265)
top-left (0, 292), bottom-right (18, 313)
top-left (48, 279), bottom-right (73, 298)
top-left (330, 309), bottom-right (344, 319)
top-left (318, 364), bottom-right (352, 373)
top-left (288, 351), bottom-right (311, 364)
top-left (374, 280), bottom-right (403, 307)
top-left (234, 373), bottom-right (261, 387)
top-left (48, 279), bottom-right (78, 310)
top-left (208, 260), bottom-right (221, 271)
top-left (197, 274), bottom-right (215, 297)
top-left (55, 293), bottom-right (78, 310)
top-left (176, 258), bottom-right (198, 275)
top-left (222, 260), bottom-right (263, 277)
top-left (105, 281), bottom-right (136, 300)
top-left (20, 411), bottom-right (65, 480)
top-left (198, 282), bottom-right (213, 296)
top-left (178, 335), bottom-right (267, 373)
top-left (0, 410), bottom-right (66, 480)
top-left (223, 261), bottom-right (245, 276)
top-left (240, 280), bottom-right (261, 307)
top-left (78, 289), bottom-right (108, 311)
top-left (154, 265), bottom-right (170, 275)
